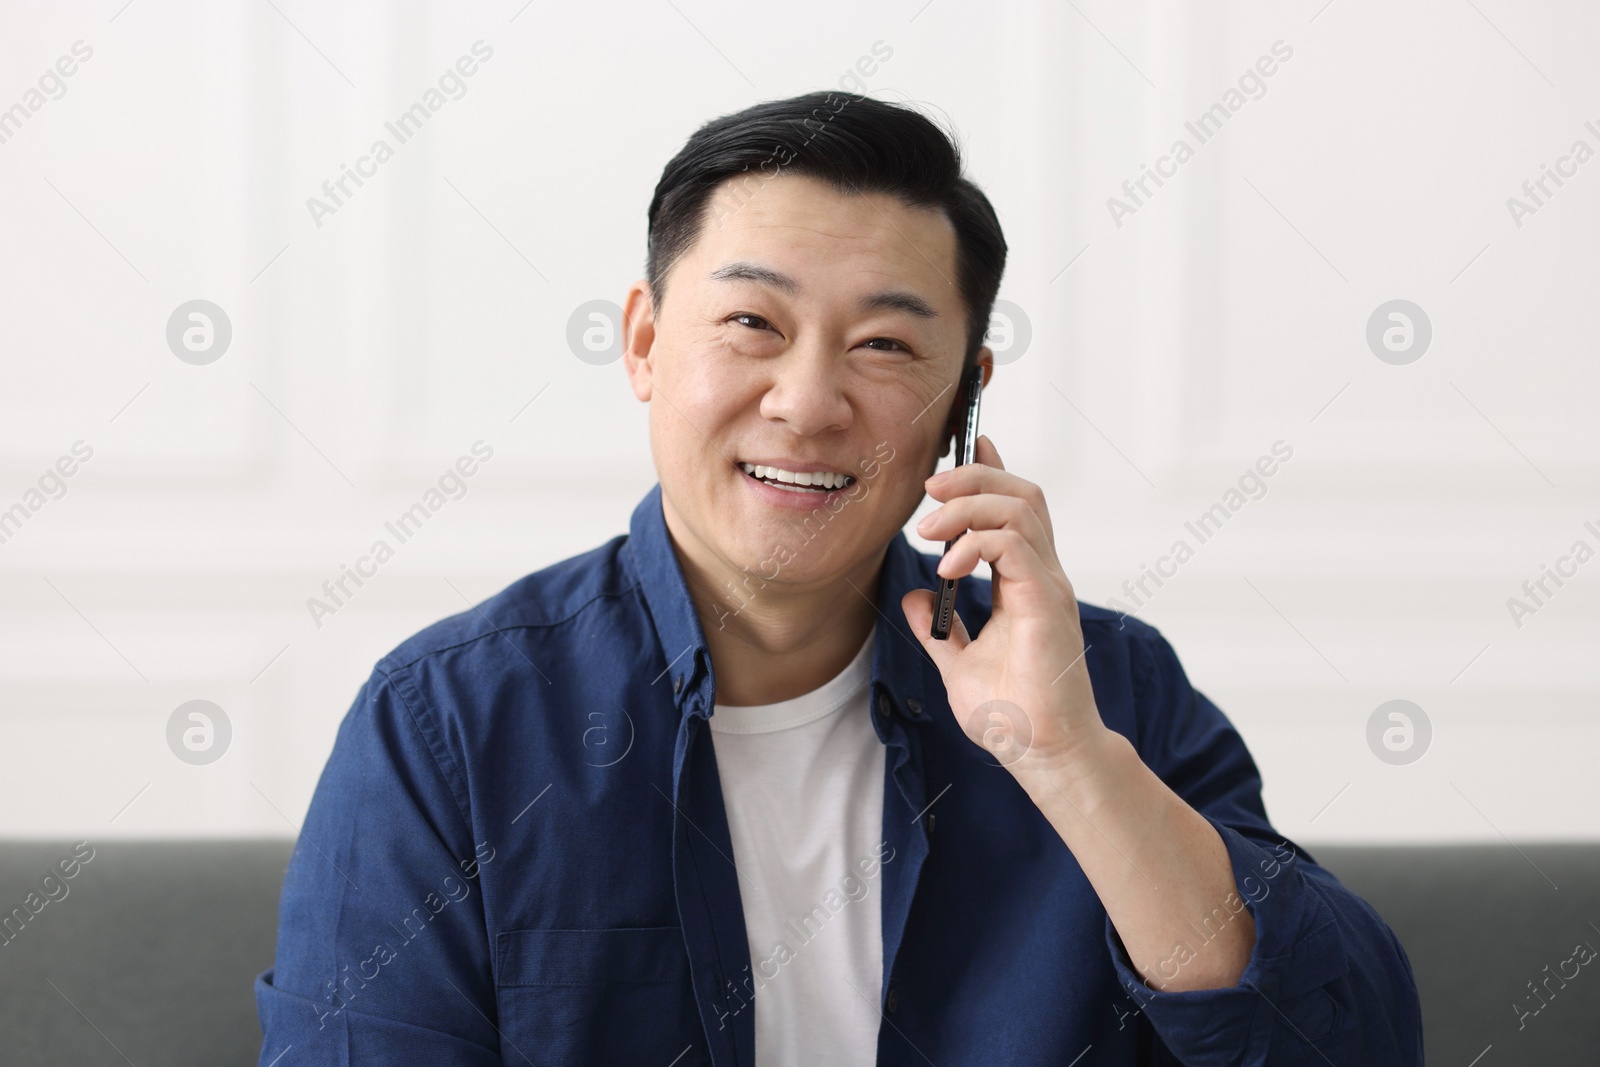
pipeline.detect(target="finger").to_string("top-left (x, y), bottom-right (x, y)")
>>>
top-left (901, 587), bottom-right (972, 661)
top-left (925, 459), bottom-right (1054, 545)
top-left (937, 528), bottom-right (1058, 605)
top-left (919, 495), bottom-right (1057, 587)
top-left (918, 491), bottom-right (1052, 557)
top-left (919, 491), bottom-right (1057, 573)
top-left (975, 434), bottom-right (1004, 471)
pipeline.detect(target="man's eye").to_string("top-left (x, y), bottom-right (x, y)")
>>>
top-left (731, 313), bottom-right (771, 331)
top-left (862, 337), bottom-right (910, 353)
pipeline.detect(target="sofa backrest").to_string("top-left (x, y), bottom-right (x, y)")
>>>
top-left (1310, 843), bottom-right (1600, 1064)
top-left (0, 840), bottom-right (294, 1067)
top-left (0, 840), bottom-right (1596, 1065)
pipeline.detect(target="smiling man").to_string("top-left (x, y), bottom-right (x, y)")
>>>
top-left (256, 92), bottom-right (1423, 1066)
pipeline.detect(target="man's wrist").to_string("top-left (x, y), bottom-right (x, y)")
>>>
top-left (1006, 724), bottom-right (1139, 819)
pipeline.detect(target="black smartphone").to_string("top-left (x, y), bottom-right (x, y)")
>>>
top-left (931, 365), bottom-right (984, 640)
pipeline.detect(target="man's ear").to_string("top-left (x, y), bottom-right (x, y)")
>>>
top-left (938, 346), bottom-right (996, 458)
top-left (621, 280), bottom-right (656, 402)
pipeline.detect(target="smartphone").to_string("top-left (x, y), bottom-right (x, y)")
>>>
top-left (931, 364), bottom-right (984, 640)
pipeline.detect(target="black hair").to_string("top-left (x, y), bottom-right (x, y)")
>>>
top-left (645, 91), bottom-right (1008, 372)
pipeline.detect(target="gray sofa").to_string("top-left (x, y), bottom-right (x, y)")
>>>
top-left (1, 840), bottom-right (1596, 1064)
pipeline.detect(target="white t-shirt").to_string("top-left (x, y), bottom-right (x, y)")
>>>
top-left (708, 630), bottom-right (885, 1067)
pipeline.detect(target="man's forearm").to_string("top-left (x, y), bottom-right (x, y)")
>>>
top-left (1008, 727), bottom-right (1256, 993)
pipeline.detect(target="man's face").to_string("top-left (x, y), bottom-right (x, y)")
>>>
top-left (623, 172), bottom-right (989, 598)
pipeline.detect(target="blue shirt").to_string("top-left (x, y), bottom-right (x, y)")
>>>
top-left (255, 483), bottom-right (1423, 1065)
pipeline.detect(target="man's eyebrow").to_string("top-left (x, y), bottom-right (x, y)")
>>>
top-left (710, 261), bottom-right (798, 294)
top-left (709, 261), bottom-right (939, 319)
top-left (861, 289), bottom-right (939, 319)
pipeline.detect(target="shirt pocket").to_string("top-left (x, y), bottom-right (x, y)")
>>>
top-left (495, 926), bottom-right (707, 1065)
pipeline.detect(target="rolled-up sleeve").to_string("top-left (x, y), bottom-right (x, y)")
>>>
top-left (1105, 624), bottom-right (1424, 1066)
top-left (254, 667), bottom-right (503, 1066)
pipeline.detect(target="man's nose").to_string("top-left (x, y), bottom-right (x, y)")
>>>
top-left (758, 347), bottom-right (853, 436)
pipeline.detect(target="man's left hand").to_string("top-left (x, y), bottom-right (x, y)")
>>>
top-left (901, 434), bottom-right (1111, 784)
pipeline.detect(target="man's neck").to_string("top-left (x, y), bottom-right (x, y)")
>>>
top-left (664, 513), bottom-right (886, 708)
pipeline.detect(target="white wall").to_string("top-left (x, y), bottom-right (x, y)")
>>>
top-left (1, 0), bottom-right (1594, 843)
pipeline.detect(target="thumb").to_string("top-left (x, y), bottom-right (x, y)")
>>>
top-left (901, 587), bottom-right (971, 671)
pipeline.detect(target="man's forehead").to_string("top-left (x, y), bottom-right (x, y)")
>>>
top-left (695, 174), bottom-right (959, 304)
top-left (720, 177), bottom-right (951, 247)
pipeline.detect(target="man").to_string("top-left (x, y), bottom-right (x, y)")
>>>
top-left (256, 91), bottom-right (1423, 1065)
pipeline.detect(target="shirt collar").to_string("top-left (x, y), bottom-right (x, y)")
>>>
top-left (620, 482), bottom-right (939, 724)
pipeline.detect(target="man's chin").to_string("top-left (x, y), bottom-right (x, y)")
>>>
top-left (703, 514), bottom-right (855, 578)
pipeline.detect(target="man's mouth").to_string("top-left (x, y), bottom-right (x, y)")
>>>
top-left (737, 461), bottom-right (856, 494)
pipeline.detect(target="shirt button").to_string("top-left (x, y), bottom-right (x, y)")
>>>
top-left (875, 693), bottom-right (892, 717)
top-left (905, 698), bottom-right (922, 717)
top-left (674, 675), bottom-right (683, 694)
top-left (886, 986), bottom-right (900, 1013)
top-left (926, 813), bottom-right (936, 834)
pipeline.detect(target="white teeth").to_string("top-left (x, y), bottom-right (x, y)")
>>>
top-left (739, 462), bottom-right (852, 490)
